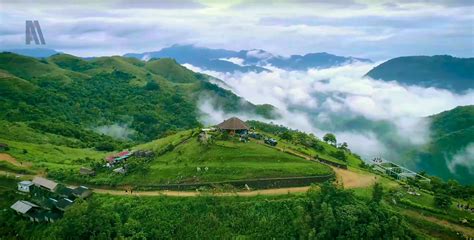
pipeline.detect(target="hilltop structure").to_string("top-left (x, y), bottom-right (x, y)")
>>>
top-left (217, 117), bottom-right (249, 134)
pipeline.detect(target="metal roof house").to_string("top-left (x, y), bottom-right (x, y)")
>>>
top-left (11, 200), bottom-right (39, 215)
top-left (216, 117), bottom-right (249, 134)
top-left (33, 177), bottom-right (58, 192)
top-left (18, 180), bottom-right (34, 193)
top-left (72, 186), bottom-right (92, 199)
top-left (56, 198), bottom-right (74, 211)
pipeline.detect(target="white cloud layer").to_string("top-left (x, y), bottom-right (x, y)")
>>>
top-left (447, 143), bottom-right (474, 175)
top-left (186, 63), bottom-right (474, 162)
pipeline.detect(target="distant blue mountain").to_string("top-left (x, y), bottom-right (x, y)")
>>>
top-left (1, 48), bottom-right (59, 58)
top-left (124, 45), bottom-right (372, 73)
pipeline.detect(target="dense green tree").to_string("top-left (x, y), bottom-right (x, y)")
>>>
top-left (434, 192), bottom-right (452, 209)
top-left (323, 133), bottom-right (337, 146)
top-left (372, 182), bottom-right (384, 203)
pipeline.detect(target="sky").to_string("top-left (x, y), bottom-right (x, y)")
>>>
top-left (0, 0), bottom-right (473, 60)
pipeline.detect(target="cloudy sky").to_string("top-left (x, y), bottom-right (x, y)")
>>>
top-left (0, 0), bottom-right (473, 59)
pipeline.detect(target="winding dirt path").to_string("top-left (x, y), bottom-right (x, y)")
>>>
top-left (0, 153), bottom-right (31, 167)
top-left (402, 209), bottom-right (474, 237)
top-left (94, 186), bottom-right (312, 197)
top-left (92, 168), bottom-right (374, 197)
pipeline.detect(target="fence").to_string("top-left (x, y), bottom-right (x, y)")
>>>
top-left (133, 174), bottom-right (335, 191)
top-left (315, 157), bottom-right (348, 169)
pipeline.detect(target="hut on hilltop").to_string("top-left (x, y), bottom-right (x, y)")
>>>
top-left (216, 117), bottom-right (249, 135)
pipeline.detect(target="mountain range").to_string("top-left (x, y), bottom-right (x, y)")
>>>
top-left (0, 52), bottom-right (276, 144)
top-left (1, 45), bottom-right (373, 73)
top-left (5, 47), bottom-right (473, 94)
top-left (124, 44), bottom-right (373, 72)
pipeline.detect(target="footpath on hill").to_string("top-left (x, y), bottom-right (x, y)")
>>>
top-left (0, 153), bottom-right (32, 167)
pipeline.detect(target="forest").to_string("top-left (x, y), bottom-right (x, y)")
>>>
top-left (0, 180), bottom-right (415, 240)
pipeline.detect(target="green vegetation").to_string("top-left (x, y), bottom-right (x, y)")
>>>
top-left (0, 52), bottom-right (276, 144)
top-left (409, 105), bottom-right (474, 184)
top-left (52, 130), bottom-right (333, 187)
top-left (0, 181), bottom-right (416, 239)
top-left (0, 161), bottom-right (35, 174)
top-left (247, 120), bottom-right (363, 167)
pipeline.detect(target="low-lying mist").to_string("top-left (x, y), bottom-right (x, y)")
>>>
top-left (184, 62), bottom-right (474, 170)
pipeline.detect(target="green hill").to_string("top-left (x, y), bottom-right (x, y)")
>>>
top-left (47, 129), bottom-right (333, 187)
top-left (411, 105), bottom-right (474, 184)
top-left (0, 52), bottom-right (276, 144)
top-left (366, 55), bottom-right (474, 92)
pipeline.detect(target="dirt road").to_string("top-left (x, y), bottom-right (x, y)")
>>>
top-left (332, 167), bottom-right (375, 188)
top-left (92, 168), bottom-right (374, 197)
top-left (94, 186), bottom-right (312, 197)
top-left (402, 209), bottom-right (474, 237)
top-left (0, 153), bottom-right (31, 167)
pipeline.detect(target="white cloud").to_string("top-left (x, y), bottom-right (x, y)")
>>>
top-left (0, 1), bottom-right (472, 59)
top-left (219, 57), bottom-right (245, 66)
top-left (188, 62), bottom-right (474, 161)
top-left (447, 143), bottom-right (474, 175)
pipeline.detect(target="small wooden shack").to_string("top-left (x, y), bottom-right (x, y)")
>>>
top-left (79, 167), bottom-right (96, 176)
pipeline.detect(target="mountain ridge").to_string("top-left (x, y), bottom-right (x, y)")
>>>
top-left (366, 55), bottom-right (474, 93)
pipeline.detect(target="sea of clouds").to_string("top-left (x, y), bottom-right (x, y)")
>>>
top-left (184, 61), bottom-right (474, 169)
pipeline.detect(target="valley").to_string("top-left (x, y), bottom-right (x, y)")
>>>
top-left (0, 50), bottom-right (472, 239)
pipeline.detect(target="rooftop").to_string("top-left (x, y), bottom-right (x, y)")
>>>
top-left (217, 117), bottom-right (249, 130)
top-left (10, 200), bottom-right (38, 214)
top-left (33, 177), bottom-right (58, 191)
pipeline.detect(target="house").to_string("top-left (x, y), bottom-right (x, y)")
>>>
top-left (105, 150), bottom-right (133, 165)
top-left (10, 200), bottom-right (39, 216)
top-left (10, 200), bottom-right (46, 222)
top-left (32, 177), bottom-right (58, 192)
top-left (216, 117), bottom-right (250, 135)
top-left (43, 211), bottom-right (61, 223)
top-left (55, 198), bottom-right (74, 211)
top-left (17, 180), bottom-right (34, 193)
top-left (79, 167), bottom-right (95, 176)
top-left (72, 186), bottom-right (92, 199)
top-left (113, 167), bottom-right (127, 174)
top-left (56, 186), bottom-right (75, 199)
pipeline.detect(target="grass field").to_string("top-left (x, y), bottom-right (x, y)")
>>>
top-left (0, 139), bottom-right (106, 173)
top-left (86, 133), bottom-right (333, 186)
top-left (255, 131), bottom-right (363, 167)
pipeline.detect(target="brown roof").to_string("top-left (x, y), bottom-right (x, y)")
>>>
top-left (33, 177), bottom-right (58, 191)
top-left (217, 117), bottom-right (249, 130)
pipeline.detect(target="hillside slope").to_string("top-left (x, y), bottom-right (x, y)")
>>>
top-left (412, 105), bottom-right (474, 184)
top-left (366, 55), bottom-right (474, 93)
top-left (0, 52), bottom-right (276, 144)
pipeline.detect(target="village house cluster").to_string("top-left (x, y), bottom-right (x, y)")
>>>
top-left (104, 149), bottom-right (155, 174)
top-left (10, 176), bottom-right (92, 222)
